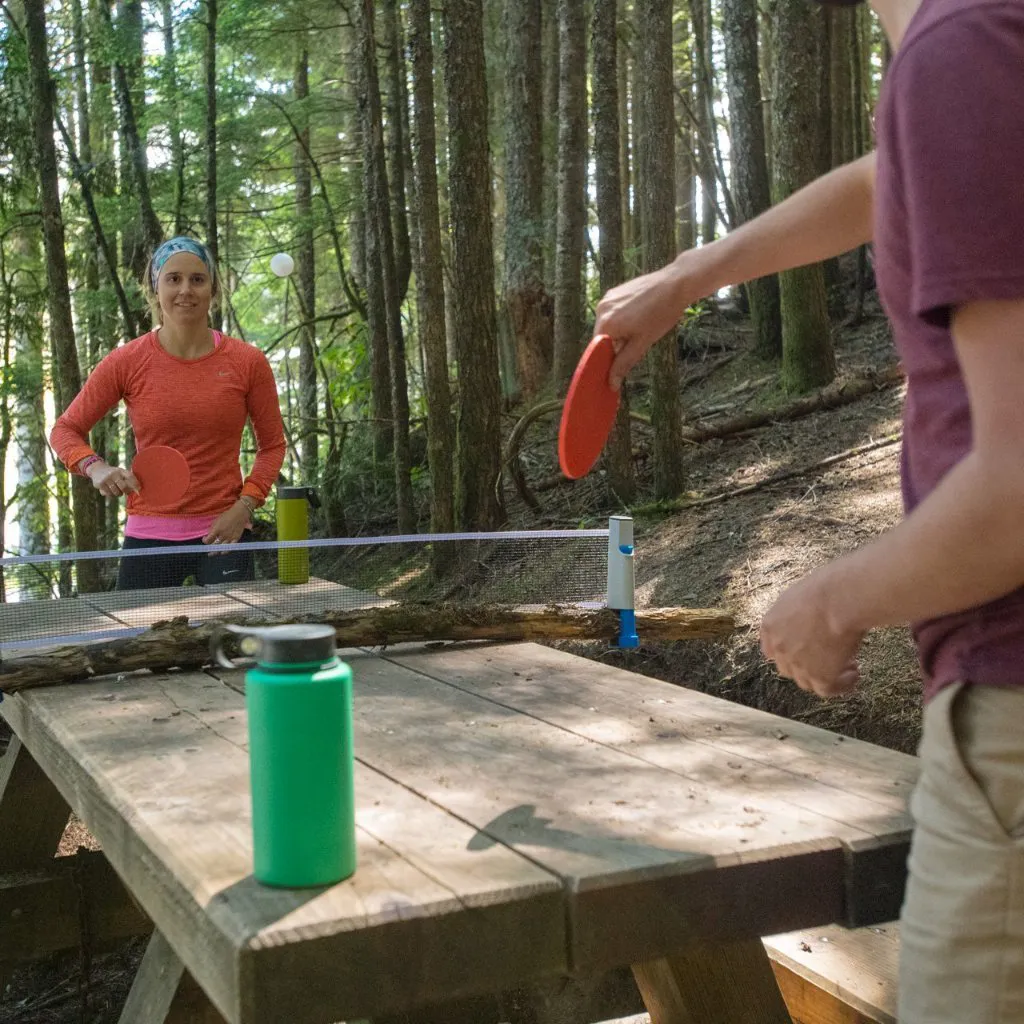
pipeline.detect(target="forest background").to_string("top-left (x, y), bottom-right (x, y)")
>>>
top-left (0, 0), bottom-right (888, 589)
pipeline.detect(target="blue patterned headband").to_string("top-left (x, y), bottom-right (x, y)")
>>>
top-left (151, 237), bottom-right (214, 290)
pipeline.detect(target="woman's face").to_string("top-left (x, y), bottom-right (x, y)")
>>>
top-left (157, 252), bottom-right (213, 324)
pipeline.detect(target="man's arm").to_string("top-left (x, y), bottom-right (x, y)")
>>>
top-left (761, 298), bottom-right (1024, 694)
top-left (597, 152), bottom-right (876, 388)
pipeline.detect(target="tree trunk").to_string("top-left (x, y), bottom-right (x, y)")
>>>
top-left (674, 9), bottom-right (697, 254)
top-left (551, 0), bottom-right (587, 388)
top-left (24, 0), bottom-right (101, 587)
top-left (443, 0), bottom-right (506, 529)
top-left (294, 42), bottom-right (318, 484)
top-left (541, 0), bottom-right (560, 291)
top-left (383, 0), bottom-right (413, 303)
top-left (503, 0), bottom-right (552, 402)
top-left (618, 16), bottom-right (636, 271)
top-left (408, 0), bottom-right (456, 544)
top-left (112, 0), bottom-right (154, 284)
top-left (830, 7), bottom-right (855, 168)
top-left (771, 0), bottom-right (835, 392)
top-left (204, 0), bottom-right (220, 330)
top-left (637, 0), bottom-right (685, 497)
top-left (10, 220), bottom-right (49, 565)
top-left (160, 0), bottom-right (186, 235)
top-left (593, 0), bottom-right (635, 502)
top-left (356, 0), bottom-right (415, 531)
top-left (690, 0), bottom-right (717, 244)
top-left (722, 0), bottom-right (781, 360)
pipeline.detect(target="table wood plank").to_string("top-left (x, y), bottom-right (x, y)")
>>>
top-left (272, 649), bottom-right (894, 968)
top-left (222, 578), bottom-right (387, 616)
top-left (1, 671), bottom-right (564, 1024)
top-left (0, 597), bottom-right (123, 647)
top-left (81, 587), bottom-right (256, 628)
top-left (382, 643), bottom-right (916, 927)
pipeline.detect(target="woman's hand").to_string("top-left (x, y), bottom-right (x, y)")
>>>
top-left (86, 461), bottom-right (140, 498)
top-left (203, 501), bottom-right (252, 547)
top-left (594, 258), bottom-right (696, 390)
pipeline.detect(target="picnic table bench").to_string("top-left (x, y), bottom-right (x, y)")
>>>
top-left (0, 584), bottom-right (916, 1023)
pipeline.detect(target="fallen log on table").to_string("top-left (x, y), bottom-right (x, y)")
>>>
top-left (0, 603), bottom-right (734, 694)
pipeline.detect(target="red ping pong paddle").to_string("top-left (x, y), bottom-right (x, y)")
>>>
top-left (558, 335), bottom-right (621, 480)
top-left (131, 446), bottom-right (191, 506)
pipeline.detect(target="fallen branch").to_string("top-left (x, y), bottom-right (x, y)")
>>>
top-left (0, 604), bottom-right (735, 694)
top-left (663, 433), bottom-right (903, 511)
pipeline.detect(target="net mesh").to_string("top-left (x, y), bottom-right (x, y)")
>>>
top-left (0, 530), bottom-right (613, 653)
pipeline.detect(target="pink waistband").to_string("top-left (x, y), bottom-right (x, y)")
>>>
top-left (125, 514), bottom-right (218, 541)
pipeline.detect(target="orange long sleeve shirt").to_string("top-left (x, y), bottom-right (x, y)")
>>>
top-left (50, 332), bottom-right (286, 518)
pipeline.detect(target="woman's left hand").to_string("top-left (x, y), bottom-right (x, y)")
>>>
top-left (203, 501), bottom-right (251, 547)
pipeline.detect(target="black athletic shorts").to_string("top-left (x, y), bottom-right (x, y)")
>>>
top-left (116, 531), bottom-right (256, 591)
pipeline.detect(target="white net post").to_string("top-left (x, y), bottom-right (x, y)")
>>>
top-left (607, 516), bottom-right (639, 647)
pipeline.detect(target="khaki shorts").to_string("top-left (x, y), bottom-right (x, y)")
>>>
top-left (898, 682), bottom-right (1024, 1023)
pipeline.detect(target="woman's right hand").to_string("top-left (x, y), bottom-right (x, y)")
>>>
top-left (86, 460), bottom-right (140, 498)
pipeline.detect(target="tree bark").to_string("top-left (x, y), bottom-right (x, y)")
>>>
top-left (636, 0), bottom-right (685, 497)
top-left (383, 0), bottom-right (413, 303)
top-left (503, 0), bottom-right (553, 402)
top-left (408, 0), bottom-right (455, 543)
top-left (204, 0), bottom-right (220, 330)
top-left (24, 0), bottom-right (101, 587)
top-left (722, 0), bottom-right (782, 360)
top-left (0, 605), bottom-right (735, 693)
top-left (593, 0), bottom-right (635, 502)
top-left (689, 0), bottom-right (717, 244)
top-left (159, 0), bottom-right (186, 235)
top-left (443, 0), bottom-right (506, 529)
top-left (356, 0), bottom-right (415, 531)
top-left (551, 0), bottom-right (588, 388)
top-left (541, 0), bottom-right (560, 290)
top-left (293, 42), bottom-right (318, 484)
top-left (771, 0), bottom-right (835, 393)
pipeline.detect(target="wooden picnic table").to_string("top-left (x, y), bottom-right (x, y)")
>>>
top-left (0, 585), bottom-right (917, 1024)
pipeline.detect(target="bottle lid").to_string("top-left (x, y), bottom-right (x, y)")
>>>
top-left (211, 623), bottom-right (337, 668)
top-left (276, 485), bottom-right (321, 509)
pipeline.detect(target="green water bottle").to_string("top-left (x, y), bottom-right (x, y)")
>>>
top-left (212, 624), bottom-right (356, 887)
top-left (276, 486), bottom-right (319, 585)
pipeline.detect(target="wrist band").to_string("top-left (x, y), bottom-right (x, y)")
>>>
top-left (238, 495), bottom-right (257, 514)
top-left (79, 455), bottom-right (103, 474)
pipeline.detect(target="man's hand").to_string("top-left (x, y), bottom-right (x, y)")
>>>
top-left (87, 460), bottom-right (140, 498)
top-left (204, 501), bottom-right (251, 547)
top-left (594, 260), bottom-right (694, 390)
top-left (760, 567), bottom-right (864, 697)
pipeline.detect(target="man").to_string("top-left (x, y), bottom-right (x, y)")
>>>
top-left (593, 0), bottom-right (1024, 1019)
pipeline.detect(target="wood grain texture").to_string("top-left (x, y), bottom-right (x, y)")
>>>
top-left (632, 937), bottom-right (793, 1024)
top-left (0, 603), bottom-right (732, 694)
top-left (766, 923), bottom-right (898, 1023)
top-left (382, 643), bottom-right (915, 933)
top-left (2, 673), bottom-right (564, 1024)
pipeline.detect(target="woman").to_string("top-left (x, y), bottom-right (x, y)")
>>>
top-left (50, 236), bottom-right (286, 590)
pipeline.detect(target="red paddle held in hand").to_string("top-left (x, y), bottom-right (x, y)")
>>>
top-left (131, 445), bottom-right (191, 507)
top-left (558, 335), bottom-right (621, 480)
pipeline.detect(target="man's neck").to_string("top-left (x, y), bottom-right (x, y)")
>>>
top-left (873, 0), bottom-right (925, 50)
top-left (157, 323), bottom-right (214, 360)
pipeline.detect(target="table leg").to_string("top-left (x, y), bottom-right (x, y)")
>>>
top-left (0, 734), bottom-right (72, 871)
top-left (631, 937), bottom-right (793, 1024)
top-left (118, 931), bottom-right (228, 1024)
top-left (0, 733), bottom-right (73, 1003)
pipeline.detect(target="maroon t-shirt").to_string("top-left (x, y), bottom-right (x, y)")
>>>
top-left (874, 0), bottom-right (1024, 702)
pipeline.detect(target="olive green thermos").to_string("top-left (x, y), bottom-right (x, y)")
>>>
top-left (276, 485), bottom-right (319, 585)
top-left (212, 624), bottom-right (356, 887)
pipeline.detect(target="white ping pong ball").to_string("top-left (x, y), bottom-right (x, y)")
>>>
top-left (270, 252), bottom-right (295, 277)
